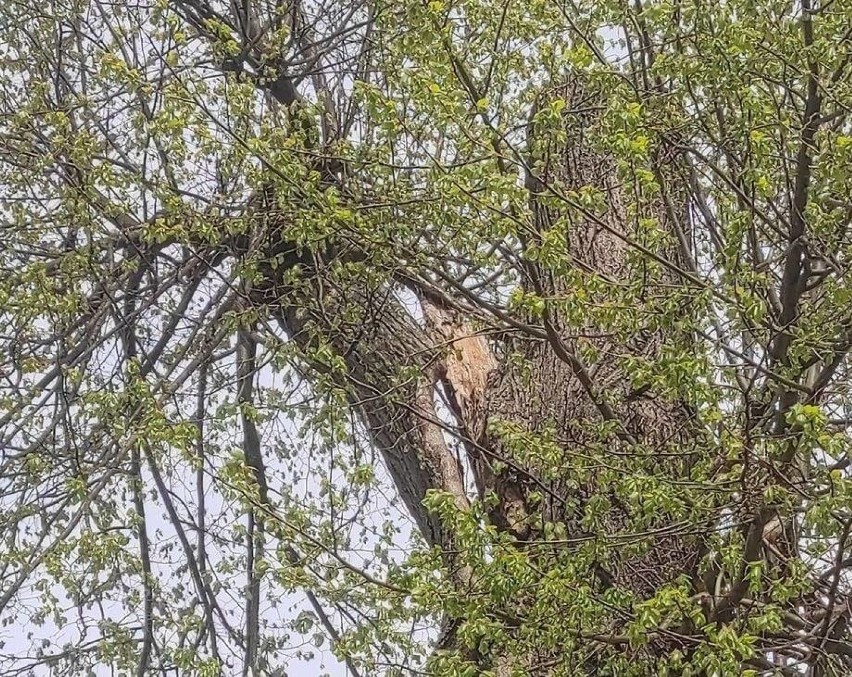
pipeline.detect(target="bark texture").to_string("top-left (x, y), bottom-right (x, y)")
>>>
top-left (247, 78), bottom-right (706, 669)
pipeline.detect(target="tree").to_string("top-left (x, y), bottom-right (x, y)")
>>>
top-left (1, 0), bottom-right (851, 674)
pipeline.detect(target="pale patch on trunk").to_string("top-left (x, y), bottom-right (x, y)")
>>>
top-left (421, 299), bottom-right (497, 438)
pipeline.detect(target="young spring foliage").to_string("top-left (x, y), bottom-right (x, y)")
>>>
top-left (1, 0), bottom-right (852, 674)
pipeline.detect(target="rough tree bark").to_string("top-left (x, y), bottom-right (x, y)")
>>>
top-left (229, 74), bottom-right (706, 671)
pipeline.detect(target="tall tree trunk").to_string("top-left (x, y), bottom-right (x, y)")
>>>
top-left (239, 77), bottom-right (705, 671)
top-left (430, 79), bottom-right (705, 670)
